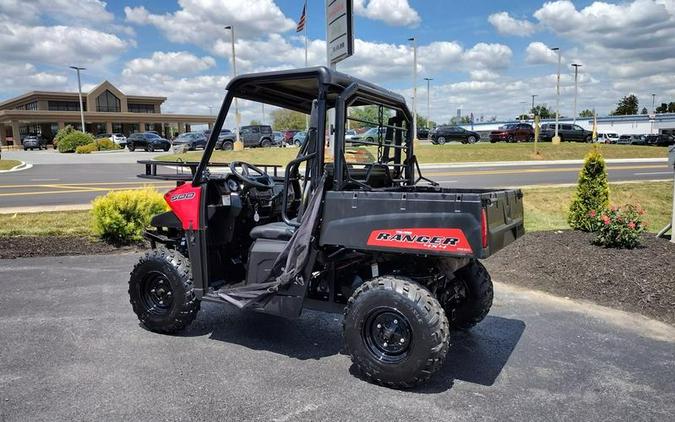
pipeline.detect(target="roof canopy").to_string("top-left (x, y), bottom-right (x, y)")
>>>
top-left (226, 66), bottom-right (410, 116)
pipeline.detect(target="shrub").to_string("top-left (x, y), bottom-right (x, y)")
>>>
top-left (75, 143), bottom-right (98, 154)
top-left (95, 138), bottom-right (119, 151)
top-left (53, 125), bottom-right (75, 147)
top-left (568, 147), bottom-right (609, 231)
top-left (91, 187), bottom-right (168, 244)
top-left (57, 130), bottom-right (95, 153)
top-left (593, 204), bottom-right (646, 249)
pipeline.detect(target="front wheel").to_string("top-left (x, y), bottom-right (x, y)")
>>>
top-left (467, 135), bottom-right (477, 144)
top-left (129, 249), bottom-right (200, 334)
top-left (128, 143), bottom-right (135, 151)
top-left (260, 138), bottom-right (272, 148)
top-left (437, 259), bottom-right (493, 330)
top-left (343, 276), bottom-right (449, 389)
top-left (163, 144), bottom-right (170, 152)
top-left (146, 144), bottom-right (155, 152)
top-left (221, 141), bottom-right (233, 150)
top-left (436, 136), bottom-right (446, 145)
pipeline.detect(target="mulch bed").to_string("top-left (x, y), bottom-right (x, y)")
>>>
top-left (0, 236), bottom-right (143, 259)
top-left (484, 231), bottom-right (675, 325)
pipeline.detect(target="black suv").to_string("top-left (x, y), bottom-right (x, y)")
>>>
top-left (644, 134), bottom-right (675, 147)
top-left (239, 125), bottom-right (274, 148)
top-left (540, 123), bottom-right (592, 142)
top-left (430, 125), bottom-right (481, 144)
top-left (127, 132), bottom-right (171, 152)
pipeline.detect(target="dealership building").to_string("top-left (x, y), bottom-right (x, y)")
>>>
top-left (0, 81), bottom-right (215, 145)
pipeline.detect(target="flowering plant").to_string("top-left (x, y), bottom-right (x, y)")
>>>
top-left (593, 204), bottom-right (646, 249)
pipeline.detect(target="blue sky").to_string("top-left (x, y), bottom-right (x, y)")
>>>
top-left (1, 0), bottom-right (674, 125)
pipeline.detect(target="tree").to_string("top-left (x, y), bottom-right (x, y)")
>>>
top-left (611, 94), bottom-right (639, 115)
top-left (249, 119), bottom-right (261, 125)
top-left (271, 109), bottom-right (306, 130)
top-left (348, 105), bottom-right (392, 129)
top-left (530, 104), bottom-right (552, 119)
top-left (640, 107), bottom-right (648, 114)
top-left (567, 147), bottom-right (610, 232)
top-left (416, 115), bottom-right (435, 129)
top-left (579, 109), bottom-right (594, 118)
top-left (656, 102), bottom-right (668, 113)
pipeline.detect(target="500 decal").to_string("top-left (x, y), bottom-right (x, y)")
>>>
top-left (170, 192), bottom-right (196, 202)
top-left (367, 228), bottom-right (473, 254)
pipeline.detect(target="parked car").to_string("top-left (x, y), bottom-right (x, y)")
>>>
top-left (239, 124), bottom-right (274, 147)
top-left (596, 133), bottom-right (619, 144)
top-left (127, 132), bottom-right (171, 152)
top-left (643, 134), bottom-right (675, 147)
top-left (361, 127), bottom-right (386, 142)
top-left (273, 131), bottom-right (284, 145)
top-left (215, 131), bottom-right (237, 150)
top-left (203, 128), bottom-right (232, 141)
top-left (292, 131), bottom-right (307, 147)
top-left (430, 125), bottom-right (481, 144)
top-left (616, 134), bottom-right (646, 145)
top-left (540, 123), bottom-right (593, 142)
top-left (172, 132), bottom-right (207, 151)
top-left (283, 130), bottom-right (300, 144)
top-left (489, 123), bottom-right (534, 143)
top-left (22, 135), bottom-right (46, 150)
top-left (345, 129), bottom-right (361, 142)
top-left (97, 132), bottom-right (127, 148)
top-left (417, 127), bottom-right (430, 140)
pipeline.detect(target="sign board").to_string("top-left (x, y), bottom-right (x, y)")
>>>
top-left (326, 0), bottom-right (353, 66)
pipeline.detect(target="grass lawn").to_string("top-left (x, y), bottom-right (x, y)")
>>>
top-left (523, 181), bottom-right (673, 232)
top-left (157, 143), bottom-right (668, 166)
top-left (0, 159), bottom-right (21, 171)
top-left (1, 181), bottom-right (671, 237)
top-left (0, 210), bottom-right (92, 236)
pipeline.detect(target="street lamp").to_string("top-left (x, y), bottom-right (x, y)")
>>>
top-left (652, 93), bottom-right (656, 112)
top-left (519, 101), bottom-right (527, 121)
top-left (69, 66), bottom-right (86, 133)
top-left (531, 94), bottom-right (537, 114)
top-left (408, 37), bottom-right (418, 142)
top-left (224, 25), bottom-right (243, 150)
top-left (551, 47), bottom-right (561, 143)
top-left (424, 77), bottom-right (433, 129)
top-left (571, 63), bottom-right (582, 124)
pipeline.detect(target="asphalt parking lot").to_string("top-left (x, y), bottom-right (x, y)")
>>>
top-left (1, 253), bottom-right (674, 421)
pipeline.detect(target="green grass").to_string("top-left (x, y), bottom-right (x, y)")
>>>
top-left (0, 160), bottom-right (21, 170)
top-left (2, 181), bottom-right (671, 237)
top-left (523, 181), bottom-right (673, 232)
top-left (0, 210), bottom-right (92, 236)
top-left (157, 143), bottom-right (668, 165)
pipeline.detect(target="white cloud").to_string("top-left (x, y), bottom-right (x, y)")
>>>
top-left (124, 0), bottom-right (295, 47)
top-left (525, 41), bottom-right (561, 65)
top-left (463, 43), bottom-right (512, 70)
top-left (0, 63), bottom-right (68, 91)
top-left (0, 0), bottom-right (114, 24)
top-left (354, 0), bottom-right (421, 27)
top-left (488, 12), bottom-right (536, 36)
top-left (123, 51), bottom-right (216, 76)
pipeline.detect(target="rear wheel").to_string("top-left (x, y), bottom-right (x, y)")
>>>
top-left (221, 141), bottom-right (233, 150)
top-left (585, 135), bottom-right (592, 143)
top-left (507, 135), bottom-right (515, 143)
top-left (261, 138), bottom-right (272, 148)
top-left (129, 248), bottom-right (200, 334)
top-left (128, 143), bottom-right (135, 151)
top-left (343, 276), bottom-right (449, 389)
top-left (437, 259), bottom-right (493, 330)
top-left (146, 144), bottom-right (155, 152)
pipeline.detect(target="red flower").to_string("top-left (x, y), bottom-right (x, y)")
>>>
top-left (628, 222), bottom-right (636, 229)
top-left (589, 210), bottom-right (597, 218)
top-left (604, 220), bottom-right (610, 225)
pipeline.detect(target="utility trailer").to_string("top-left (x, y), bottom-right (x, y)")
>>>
top-left (129, 67), bottom-right (524, 388)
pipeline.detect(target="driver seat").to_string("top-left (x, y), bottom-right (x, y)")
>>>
top-left (249, 221), bottom-right (295, 241)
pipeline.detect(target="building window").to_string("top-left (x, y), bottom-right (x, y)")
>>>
top-left (16, 101), bottom-right (38, 110)
top-left (96, 90), bottom-right (121, 112)
top-left (128, 103), bottom-right (156, 113)
top-left (48, 101), bottom-right (85, 111)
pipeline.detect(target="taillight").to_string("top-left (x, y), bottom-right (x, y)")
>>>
top-left (481, 208), bottom-right (488, 249)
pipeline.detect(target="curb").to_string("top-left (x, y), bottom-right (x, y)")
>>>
top-left (0, 161), bottom-right (32, 173)
top-left (418, 157), bottom-right (668, 169)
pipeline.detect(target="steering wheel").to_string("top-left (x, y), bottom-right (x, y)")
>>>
top-left (229, 161), bottom-right (275, 189)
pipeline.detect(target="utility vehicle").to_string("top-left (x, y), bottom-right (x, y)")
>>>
top-left (130, 67), bottom-right (524, 388)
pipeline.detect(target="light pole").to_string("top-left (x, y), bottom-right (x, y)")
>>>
top-left (424, 77), bottom-right (433, 128)
top-left (551, 47), bottom-right (561, 143)
top-left (519, 101), bottom-right (527, 121)
top-left (571, 63), bottom-right (582, 124)
top-left (531, 94), bottom-right (537, 114)
top-left (69, 66), bottom-right (86, 133)
top-left (408, 37), bottom-right (418, 142)
top-left (224, 25), bottom-right (243, 150)
top-left (651, 93), bottom-right (656, 134)
top-left (652, 93), bottom-right (656, 112)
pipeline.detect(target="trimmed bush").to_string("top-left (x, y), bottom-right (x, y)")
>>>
top-left (95, 138), bottom-right (120, 151)
top-left (594, 204), bottom-right (646, 249)
top-left (53, 125), bottom-right (75, 148)
top-left (91, 187), bottom-right (168, 244)
top-left (57, 130), bottom-right (95, 153)
top-left (567, 147), bottom-right (609, 231)
top-left (75, 143), bottom-right (98, 154)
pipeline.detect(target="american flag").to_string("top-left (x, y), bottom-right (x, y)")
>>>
top-left (296, 3), bottom-right (306, 32)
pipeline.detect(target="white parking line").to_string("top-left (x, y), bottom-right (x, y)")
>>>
top-left (634, 171), bottom-right (673, 176)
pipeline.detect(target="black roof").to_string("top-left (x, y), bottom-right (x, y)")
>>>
top-left (226, 66), bottom-right (409, 116)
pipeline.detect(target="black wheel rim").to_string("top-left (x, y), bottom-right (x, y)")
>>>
top-left (363, 308), bottom-right (412, 363)
top-left (140, 271), bottom-right (174, 315)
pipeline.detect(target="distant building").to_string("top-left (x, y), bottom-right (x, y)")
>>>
top-left (0, 81), bottom-right (214, 145)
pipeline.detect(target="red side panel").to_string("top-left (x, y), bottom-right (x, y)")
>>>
top-left (164, 183), bottom-right (201, 230)
top-left (367, 228), bottom-right (473, 254)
